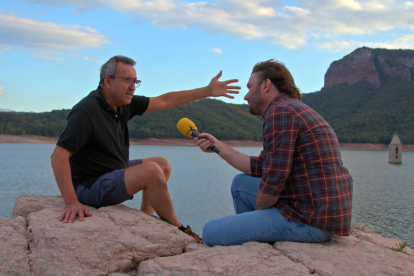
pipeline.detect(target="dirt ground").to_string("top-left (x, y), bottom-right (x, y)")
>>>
top-left (0, 135), bottom-right (58, 144)
top-left (0, 135), bottom-right (412, 151)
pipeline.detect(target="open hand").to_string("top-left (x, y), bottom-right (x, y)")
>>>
top-left (208, 71), bottom-right (241, 99)
top-left (59, 201), bottom-right (92, 223)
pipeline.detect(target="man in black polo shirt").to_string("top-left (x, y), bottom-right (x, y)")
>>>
top-left (51, 55), bottom-right (240, 240)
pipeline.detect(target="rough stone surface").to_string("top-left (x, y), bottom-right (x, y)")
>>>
top-left (3, 194), bottom-right (414, 276)
top-left (325, 47), bottom-right (381, 88)
top-left (26, 205), bottom-right (194, 275)
top-left (138, 242), bottom-right (310, 276)
top-left (351, 222), bottom-right (376, 234)
top-left (12, 194), bottom-right (64, 219)
top-left (0, 216), bottom-right (31, 276)
top-left (324, 47), bottom-right (414, 88)
top-left (274, 227), bottom-right (414, 276)
top-left (184, 242), bottom-right (209, 253)
top-left (379, 55), bottom-right (414, 82)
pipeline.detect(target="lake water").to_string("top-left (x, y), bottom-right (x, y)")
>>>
top-left (1, 143), bottom-right (413, 247)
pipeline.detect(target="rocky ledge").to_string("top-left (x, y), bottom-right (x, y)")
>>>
top-left (1, 195), bottom-right (413, 276)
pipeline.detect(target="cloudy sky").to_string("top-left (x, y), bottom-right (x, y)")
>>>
top-left (1, 0), bottom-right (413, 112)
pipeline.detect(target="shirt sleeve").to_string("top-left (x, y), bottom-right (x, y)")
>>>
top-left (250, 153), bottom-right (264, 177)
top-left (128, 95), bottom-right (150, 119)
top-left (257, 105), bottom-right (299, 197)
top-left (56, 108), bottom-right (92, 153)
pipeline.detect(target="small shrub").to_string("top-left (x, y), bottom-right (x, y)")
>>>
top-left (390, 241), bottom-right (409, 253)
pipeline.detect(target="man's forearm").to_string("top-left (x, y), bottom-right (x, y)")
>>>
top-left (51, 148), bottom-right (79, 206)
top-left (52, 162), bottom-right (79, 205)
top-left (216, 141), bottom-right (251, 174)
top-left (147, 87), bottom-right (210, 112)
top-left (146, 72), bottom-right (239, 113)
top-left (162, 87), bottom-right (209, 109)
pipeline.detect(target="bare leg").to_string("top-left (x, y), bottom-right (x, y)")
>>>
top-left (140, 157), bottom-right (171, 215)
top-left (124, 160), bottom-right (180, 227)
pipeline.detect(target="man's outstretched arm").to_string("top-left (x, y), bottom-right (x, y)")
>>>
top-left (145, 71), bottom-right (240, 113)
top-left (50, 145), bottom-right (92, 223)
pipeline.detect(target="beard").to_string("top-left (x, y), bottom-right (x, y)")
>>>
top-left (248, 85), bottom-right (263, 116)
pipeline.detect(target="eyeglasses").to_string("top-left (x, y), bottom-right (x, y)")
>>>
top-left (110, 76), bottom-right (141, 88)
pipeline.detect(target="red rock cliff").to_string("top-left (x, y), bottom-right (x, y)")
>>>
top-left (324, 47), bottom-right (414, 88)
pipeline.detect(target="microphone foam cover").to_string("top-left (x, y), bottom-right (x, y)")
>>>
top-left (177, 118), bottom-right (197, 137)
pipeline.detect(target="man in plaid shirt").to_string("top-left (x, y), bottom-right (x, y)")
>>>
top-left (195, 59), bottom-right (353, 247)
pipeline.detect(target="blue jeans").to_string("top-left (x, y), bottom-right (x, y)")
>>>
top-left (202, 174), bottom-right (334, 246)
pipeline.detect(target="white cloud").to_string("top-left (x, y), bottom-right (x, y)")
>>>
top-left (33, 53), bottom-right (67, 62)
top-left (316, 40), bottom-right (355, 52)
top-left (0, 14), bottom-right (109, 50)
top-left (405, 1), bottom-right (414, 9)
top-left (0, 86), bottom-right (3, 96)
top-left (365, 34), bottom-right (414, 49)
top-left (72, 54), bottom-right (102, 63)
top-left (17, 0), bottom-right (414, 50)
top-left (269, 33), bottom-right (308, 49)
top-left (221, 0), bottom-right (277, 17)
top-left (82, 56), bottom-right (103, 63)
top-left (211, 48), bottom-right (223, 54)
top-left (316, 34), bottom-right (414, 52)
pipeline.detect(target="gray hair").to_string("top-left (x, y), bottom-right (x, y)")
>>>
top-left (99, 55), bottom-right (136, 84)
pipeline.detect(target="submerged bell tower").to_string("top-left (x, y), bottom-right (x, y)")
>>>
top-left (388, 132), bottom-right (403, 164)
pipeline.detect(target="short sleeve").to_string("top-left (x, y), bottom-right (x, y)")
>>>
top-left (128, 95), bottom-right (150, 119)
top-left (57, 108), bottom-right (92, 153)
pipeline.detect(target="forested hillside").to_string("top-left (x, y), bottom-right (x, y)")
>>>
top-left (0, 99), bottom-right (264, 141)
top-left (302, 78), bottom-right (414, 144)
top-left (1, 79), bottom-right (413, 143)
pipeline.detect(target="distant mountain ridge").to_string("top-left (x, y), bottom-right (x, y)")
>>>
top-left (324, 47), bottom-right (414, 88)
top-left (0, 108), bottom-right (35, 114)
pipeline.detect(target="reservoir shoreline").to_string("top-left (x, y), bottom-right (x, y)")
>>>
top-left (1, 134), bottom-right (414, 151)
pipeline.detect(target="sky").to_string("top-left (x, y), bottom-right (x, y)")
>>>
top-left (0, 0), bottom-right (414, 112)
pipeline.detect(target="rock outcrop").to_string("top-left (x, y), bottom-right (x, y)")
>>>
top-left (324, 47), bottom-right (414, 88)
top-left (2, 194), bottom-right (414, 275)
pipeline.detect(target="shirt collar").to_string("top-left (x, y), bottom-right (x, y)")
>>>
top-left (263, 93), bottom-right (288, 117)
top-left (94, 86), bottom-right (120, 114)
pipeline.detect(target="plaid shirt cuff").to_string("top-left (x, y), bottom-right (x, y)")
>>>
top-left (259, 180), bottom-right (282, 196)
top-left (250, 156), bottom-right (262, 177)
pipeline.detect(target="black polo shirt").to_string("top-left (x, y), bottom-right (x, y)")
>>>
top-left (57, 87), bottom-right (149, 189)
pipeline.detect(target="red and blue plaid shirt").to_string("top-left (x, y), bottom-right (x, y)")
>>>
top-left (250, 93), bottom-right (353, 236)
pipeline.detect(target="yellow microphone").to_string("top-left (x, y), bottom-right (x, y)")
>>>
top-left (177, 118), bottom-right (198, 138)
top-left (177, 118), bottom-right (219, 153)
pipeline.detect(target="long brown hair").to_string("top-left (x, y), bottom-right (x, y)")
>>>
top-left (252, 59), bottom-right (301, 100)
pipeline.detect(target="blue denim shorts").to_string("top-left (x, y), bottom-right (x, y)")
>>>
top-left (75, 159), bottom-right (142, 208)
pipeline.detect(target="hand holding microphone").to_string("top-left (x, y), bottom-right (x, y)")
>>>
top-left (177, 118), bottom-right (219, 153)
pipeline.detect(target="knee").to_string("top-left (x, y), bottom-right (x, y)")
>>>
top-left (154, 157), bottom-right (171, 179)
top-left (202, 220), bottom-right (220, 247)
top-left (231, 174), bottom-right (245, 195)
top-left (145, 163), bottom-right (167, 187)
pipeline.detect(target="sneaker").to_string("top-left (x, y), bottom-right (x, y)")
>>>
top-left (182, 225), bottom-right (204, 244)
